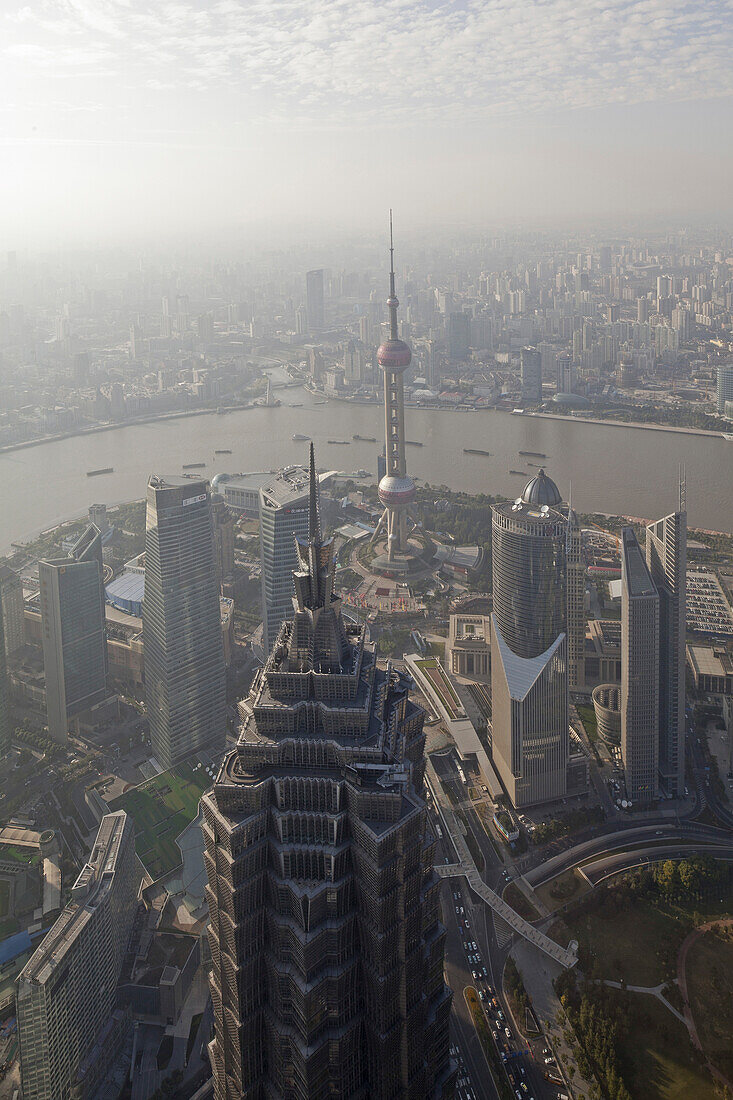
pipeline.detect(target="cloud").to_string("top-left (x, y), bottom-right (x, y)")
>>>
top-left (2, 0), bottom-right (732, 129)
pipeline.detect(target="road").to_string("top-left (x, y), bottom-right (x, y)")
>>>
top-left (428, 759), bottom-right (562, 1100)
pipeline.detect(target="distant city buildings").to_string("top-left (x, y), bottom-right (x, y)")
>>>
top-left (621, 527), bottom-right (660, 803)
top-left (17, 811), bottom-right (140, 1100)
top-left (39, 524), bottom-right (109, 744)
top-left (143, 476), bottom-right (225, 769)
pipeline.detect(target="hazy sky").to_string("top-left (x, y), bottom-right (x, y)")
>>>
top-left (2, 0), bottom-right (732, 245)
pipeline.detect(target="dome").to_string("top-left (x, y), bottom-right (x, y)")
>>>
top-left (377, 338), bottom-right (412, 373)
top-left (521, 468), bottom-right (562, 507)
top-left (210, 473), bottom-right (231, 491)
top-left (378, 474), bottom-right (416, 509)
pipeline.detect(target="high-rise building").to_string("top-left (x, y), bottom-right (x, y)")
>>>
top-left (567, 510), bottom-right (586, 691)
top-left (371, 217), bottom-right (417, 564)
top-left (520, 345), bottom-right (542, 405)
top-left (203, 449), bottom-right (454, 1100)
top-left (143, 476), bottom-right (225, 769)
top-left (556, 352), bottom-right (575, 394)
top-left (0, 586), bottom-right (10, 760)
top-left (490, 471), bottom-right (569, 806)
top-left (161, 296), bottom-right (172, 339)
top-left (621, 527), bottom-right (659, 803)
top-left (211, 493), bottom-right (235, 592)
top-left (716, 363), bottom-right (733, 414)
top-left (447, 311), bottom-right (471, 360)
top-left (39, 525), bottom-right (108, 744)
top-left (259, 463), bottom-right (331, 653)
top-left (646, 503), bottom-right (687, 797)
top-left (17, 811), bottom-right (140, 1100)
top-left (0, 563), bottom-right (24, 655)
top-left (306, 268), bottom-right (325, 331)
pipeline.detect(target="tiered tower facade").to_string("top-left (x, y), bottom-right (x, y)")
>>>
top-left (202, 446), bottom-right (454, 1100)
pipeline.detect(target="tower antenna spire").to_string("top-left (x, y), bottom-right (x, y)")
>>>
top-left (388, 209), bottom-right (398, 340)
top-left (679, 462), bottom-right (686, 513)
top-left (308, 442), bottom-right (320, 545)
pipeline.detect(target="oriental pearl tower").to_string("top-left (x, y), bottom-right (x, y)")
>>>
top-left (371, 213), bottom-right (418, 566)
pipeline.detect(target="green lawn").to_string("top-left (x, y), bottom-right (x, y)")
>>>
top-left (0, 844), bottom-right (39, 865)
top-left (685, 929), bottom-right (733, 1082)
top-left (616, 991), bottom-right (717, 1100)
top-left (561, 897), bottom-right (685, 985)
top-left (575, 704), bottom-right (599, 743)
top-left (109, 762), bottom-right (211, 881)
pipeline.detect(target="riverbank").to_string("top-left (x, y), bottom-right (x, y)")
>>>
top-left (0, 402), bottom-right (262, 456)
top-left (532, 409), bottom-right (729, 440)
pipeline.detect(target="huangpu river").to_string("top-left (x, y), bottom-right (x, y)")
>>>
top-left (1, 379), bottom-right (731, 552)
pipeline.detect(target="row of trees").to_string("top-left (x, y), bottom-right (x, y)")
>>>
top-left (531, 805), bottom-right (605, 845)
top-left (14, 725), bottom-right (62, 759)
top-left (555, 974), bottom-right (633, 1100)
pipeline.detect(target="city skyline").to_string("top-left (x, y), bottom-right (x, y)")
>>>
top-left (1, 0), bottom-right (733, 244)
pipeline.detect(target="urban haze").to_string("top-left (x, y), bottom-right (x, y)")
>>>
top-left (0, 3), bottom-right (732, 1100)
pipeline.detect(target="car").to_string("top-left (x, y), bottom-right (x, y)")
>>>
top-left (544, 1057), bottom-right (555, 1065)
top-left (515, 1091), bottom-right (522, 1099)
top-left (472, 971), bottom-right (479, 980)
top-left (464, 920), bottom-right (470, 929)
top-left (479, 990), bottom-right (485, 1001)
top-left (505, 1027), bottom-right (512, 1039)
top-left (482, 968), bottom-right (488, 978)
top-left (471, 942), bottom-right (477, 950)
top-left (497, 1010), bottom-right (505, 1021)
top-left (455, 907), bottom-right (461, 914)
top-left (542, 1048), bottom-right (550, 1055)
top-left (521, 1084), bottom-right (528, 1094)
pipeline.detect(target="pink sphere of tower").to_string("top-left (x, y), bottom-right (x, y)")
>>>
top-left (377, 336), bottom-right (412, 373)
top-left (378, 474), bottom-right (416, 510)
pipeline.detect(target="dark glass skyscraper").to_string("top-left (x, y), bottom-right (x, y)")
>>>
top-left (202, 448), bottom-right (454, 1100)
top-left (39, 524), bottom-right (108, 744)
top-left (490, 470), bottom-right (573, 806)
top-left (143, 476), bottom-right (225, 769)
top-left (0, 586), bottom-right (9, 760)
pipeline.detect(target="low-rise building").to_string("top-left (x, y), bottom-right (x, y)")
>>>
top-left (686, 644), bottom-right (733, 695)
top-left (447, 612), bottom-right (490, 681)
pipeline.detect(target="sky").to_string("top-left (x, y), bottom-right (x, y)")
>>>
top-left (1, 0), bottom-right (732, 246)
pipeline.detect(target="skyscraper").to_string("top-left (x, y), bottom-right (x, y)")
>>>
top-left (556, 352), bottom-right (575, 394)
top-left (211, 492), bottom-right (235, 592)
top-left (143, 476), bottom-right (225, 769)
top-left (259, 463), bottom-right (332, 653)
top-left (203, 448), bottom-right (454, 1100)
top-left (621, 527), bottom-right (660, 802)
top-left (716, 363), bottom-right (733, 414)
top-left (646, 499), bottom-right (687, 797)
top-left (566, 509), bottom-right (586, 691)
top-left (39, 525), bottom-right (108, 744)
top-left (490, 471), bottom-right (570, 806)
top-left (0, 586), bottom-right (10, 760)
top-left (17, 811), bottom-right (140, 1100)
top-left (520, 345), bottom-right (542, 405)
top-left (0, 562), bottom-right (24, 655)
top-left (306, 268), bottom-right (325, 331)
top-left (371, 216), bottom-right (417, 564)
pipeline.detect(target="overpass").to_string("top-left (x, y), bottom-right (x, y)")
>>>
top-left (427, 761), bottom-right (578, 970)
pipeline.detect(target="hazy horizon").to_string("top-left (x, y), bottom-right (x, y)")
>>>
top-left (2, 0), bottom-right (733, 247)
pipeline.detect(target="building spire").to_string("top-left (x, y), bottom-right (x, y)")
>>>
top-left (308, 442), bottom-right (321, 545)
top-left (388, 209), bottom-right (399, 341)
top-left (678, 463), bottom-right (686, 513)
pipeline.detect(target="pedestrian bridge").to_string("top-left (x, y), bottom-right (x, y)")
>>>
top-left (427, 764), bottom-right (578, 970)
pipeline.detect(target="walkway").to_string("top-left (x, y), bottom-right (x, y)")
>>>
top-left (598, 980), bottom-right (686, 1025)
top-left (428, 761), bottom-right (577, 969)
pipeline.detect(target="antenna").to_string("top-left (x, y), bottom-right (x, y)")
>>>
top-left (678, 463), bottom-right (686, 513)
top-left (308, 442), bottom-right (321, 545)
top-left (388, 210), bottom-right (398, 340)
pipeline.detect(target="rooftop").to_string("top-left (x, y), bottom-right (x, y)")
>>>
top-left (260, 466), bottom-right (333, 510)
top-left (622, 527), bottom-right (656, 597)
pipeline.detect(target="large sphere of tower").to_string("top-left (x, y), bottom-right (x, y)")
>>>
top-left (377, 330), bottom-right (412, 374)
top-left (378, 474), bottom-right (416, 510)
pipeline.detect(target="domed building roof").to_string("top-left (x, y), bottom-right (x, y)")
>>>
top-left (210, 473), bottom-right (231, 491)
top-left (521, 468), bottom-right (562, 507)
